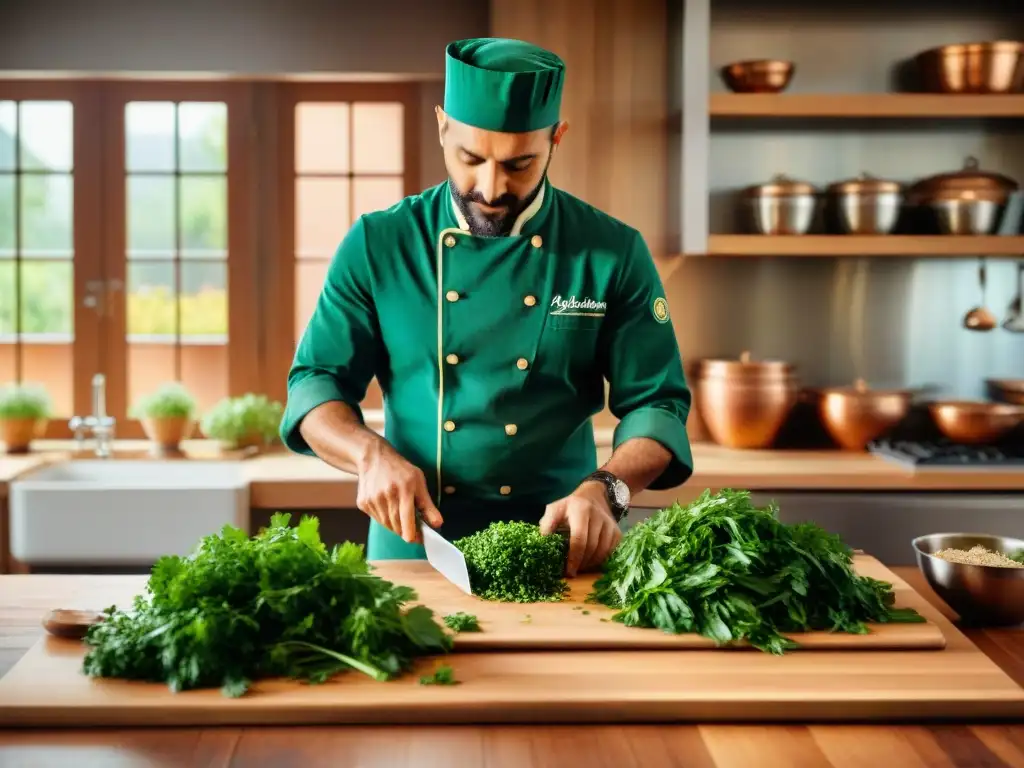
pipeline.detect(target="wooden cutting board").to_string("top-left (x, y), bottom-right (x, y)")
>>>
top-left (0, 567), bottom-right (1020, 728)
top-left (380, 555), bottom-right (945, 651)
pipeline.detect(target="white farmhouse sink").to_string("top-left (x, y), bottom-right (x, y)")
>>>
top-left (9, 460), bottom-right (250, 566)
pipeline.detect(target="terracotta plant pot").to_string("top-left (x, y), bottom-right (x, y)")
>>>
top-left (1, 417), bottom-right (47, 454)
top-left (141, 416), bottom-right (195, 455)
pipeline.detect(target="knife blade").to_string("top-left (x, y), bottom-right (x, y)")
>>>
top-left (420, 521), bottom-right (473, 595)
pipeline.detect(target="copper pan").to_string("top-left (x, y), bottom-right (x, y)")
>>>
top-left (721, 59), bottom-right (795, 94)
top-left (928, 401), bottom-right (1024, 445)
top-left (915, 41), bottom-right (1024, 94)
top-left (817, 378), bottom-right (916, 451)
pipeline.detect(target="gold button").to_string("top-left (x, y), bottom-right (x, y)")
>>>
top-left (523, 295), bottom-right (536, 307)
top-left (445, 353), bottom-right (460, 365)
top-left (444, 234), bottom-right (456, 247)
top-left (531, 235), bottom-right (543, 248)
top-left (505, 424), bottom-right (518, 436)
top-left (444, 485), bottom-right (456, 494)
top-left (516, 357), bottom-right (529, 370)
top-left (443, 420), bottom-right (456, 432)
top-left (499, 485), bottom-right (512, 496)
top-left (446, 290), bottom-right (460, 302)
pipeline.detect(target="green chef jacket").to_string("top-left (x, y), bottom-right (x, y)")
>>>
top-left (280, 179), bottom-right (694, 560)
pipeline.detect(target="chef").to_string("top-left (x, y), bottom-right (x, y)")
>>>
top-left (280, 37), bottom-right (694, 576)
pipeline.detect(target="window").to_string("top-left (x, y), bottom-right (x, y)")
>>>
top-left (0, 79), bottom-right (419, 437)
top-left (268, 83), bottom-right (419, 411)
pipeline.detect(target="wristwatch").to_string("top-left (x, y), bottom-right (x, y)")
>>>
top-left (585, 470), bottom-right (630, 522)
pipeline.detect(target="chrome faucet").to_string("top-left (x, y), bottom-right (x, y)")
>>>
top-left (68, 374), bottom-right (116, 458)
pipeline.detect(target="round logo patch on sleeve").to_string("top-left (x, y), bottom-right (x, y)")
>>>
top-left (652, 297), bottom-right (669, 323)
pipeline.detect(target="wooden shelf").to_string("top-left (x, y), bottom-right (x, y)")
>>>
top-left (709, 93), bottom-right (1024, 119)
top-left (706, 235), bottom-right (1024, 257)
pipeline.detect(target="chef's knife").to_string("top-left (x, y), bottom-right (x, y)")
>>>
top-left (419, 521), bottom-right (474, 595)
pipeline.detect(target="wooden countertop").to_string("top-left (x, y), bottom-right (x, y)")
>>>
top-left (2, 569), bottom-right (1023, 766)
top-left (2, 439), bottom-right (1024, 507)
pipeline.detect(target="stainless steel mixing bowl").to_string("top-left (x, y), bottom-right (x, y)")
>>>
top-left (912, 532), bottom-right (1024, 626)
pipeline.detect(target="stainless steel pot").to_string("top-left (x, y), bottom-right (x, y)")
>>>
top-left (930, 198), bottom-right (1004, 235)
top-left (907, 156), bottom-right (1020, 235)
top-left (826, 173), bottom-right (903, 235)
top-left (741, 175), bottom-right (818, 235)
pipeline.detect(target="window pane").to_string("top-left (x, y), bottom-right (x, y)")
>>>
top-left (0, 173), bottom-right (13, 256)
top-left (126, 102), bottom-right (175, 172)
top-left (296, 177), bottom-right (349, 257)
top-left (20, 101), bottom-right (72, 172)
top-left (181, 261), bottom-right (227, 338)
top-left (21, 339), bottom-right (73, 416)
top-left (128, 342), bottom-right (175, 415)
top-left (296, 103), bottom-right (349, 174)
top-left (0, 102), bottom-right (15, 171)
top-left (20, 260), bottom-right (73, 336)
top-left (353, 177), bottom-right (404, 218)
top-left (295, 258), bottom-right (329, 342)
top-left (178, 102), bottom-right (227, 172)
top-left (0, 260), bottom-right (13, 336)
top-left (21, 173), bottom-right (72, 257)
top-left (180, 176), bottom-right (226, 258)
top-left (127, 261), bottom-right (176, 337)
top-left (352, 103), bottom-right (403, 174)
top-left (182, 341), bottom-right (227, 414)
top-left (128, 175), bottom-right (175, 258)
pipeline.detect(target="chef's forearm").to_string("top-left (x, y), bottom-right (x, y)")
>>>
top-left (297, 400), bottom-right (388, 475)
top-left (597, 437), bottom-right (672, 495)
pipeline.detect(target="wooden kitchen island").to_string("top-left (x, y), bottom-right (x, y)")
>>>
top-left (2, 569), bottom-right (1024, 766)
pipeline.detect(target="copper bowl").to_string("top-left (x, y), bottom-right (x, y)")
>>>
top-left (987, 379), bottom-right (1024, 406)
top-left (818, 378), bottom-right (915, 451)
top-left (915, 41), bottom-right (1024, 94)
top-left (929, 401), bottom-right (1024, 445)
top-left (694, 353), bottom-right (799, 449)
top-left (721, 59), bottom-right (795, 94)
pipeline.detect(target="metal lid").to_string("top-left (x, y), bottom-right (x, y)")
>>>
top-left (818, 378), bottom-right (916, 398)
top-left (908, 156), bottom-right (1019, 203)
top-left (743, 174), bottom-right (817, 198)
top-left (827, 172), bottom-right (902, 195)
top-left (697, 350), bottom-right (796, 378)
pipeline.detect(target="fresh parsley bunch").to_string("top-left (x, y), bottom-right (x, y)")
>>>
top-left (454, 521), bottom-right (569, 603)
top-left (82, 513), bottom-right (452, 697)
top-left (589, 489), bottom-right (924, 654)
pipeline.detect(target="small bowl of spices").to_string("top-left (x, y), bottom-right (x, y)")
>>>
top-left (912, 533), bottom-right (1024, 627)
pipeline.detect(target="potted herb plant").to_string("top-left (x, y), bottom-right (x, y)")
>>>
top-left (200, 393), bottom-right (284, 451)
top-left (0, 383), bottom-right (51, 454)
top-left (130, 382), bottom-right (197, 455)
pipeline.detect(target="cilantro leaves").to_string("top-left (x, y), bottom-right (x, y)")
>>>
top-left (81, 513), bottom-right (452, 696)
top-left (443, 612), bottom-right (481, 632)
top-left (454, 521), bottom-right (569, 603)
top-left (588, 489), bottom-right (924, 654)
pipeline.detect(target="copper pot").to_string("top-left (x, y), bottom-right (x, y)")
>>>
top-left (915, 41), bottom-right (1024, 94)
top-left (907, 156), bottom-right (1019, 206)
top-left (928, 401), bottom-right (1024, 445)
top-left (694, 352), bottom-right (799, 449)
top-left (0, 417), bottom-right (47, 454)
top-left (825, 173), bottom-right (904, 235)
top-left (818, 378), bottom-right (915, 451)
top-left (986, 379), bottom-right (1024, 405)
top-left (741, 175), bottom-right (818, 235)
top-left (721, 59), bottom-right (795, 93)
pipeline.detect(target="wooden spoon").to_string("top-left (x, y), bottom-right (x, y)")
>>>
top-left (42, 609), bottom-right (105, 640)
top-left (964, 258), bottom-right (997, 332)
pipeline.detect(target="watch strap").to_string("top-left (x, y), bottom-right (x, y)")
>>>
top-left (585, 469), bottom-right (629, 521)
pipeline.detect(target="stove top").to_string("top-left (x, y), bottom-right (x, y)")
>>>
top-left (867, 439), bottom-right (1024, 468)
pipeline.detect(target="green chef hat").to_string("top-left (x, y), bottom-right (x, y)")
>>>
top-left (444, 37), bottom-right (565, 133)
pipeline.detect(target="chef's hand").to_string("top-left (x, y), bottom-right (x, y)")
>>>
top-left (539, 482), bottom-right (622, 577)
top-left (356, 440), bottom-right (442, 544)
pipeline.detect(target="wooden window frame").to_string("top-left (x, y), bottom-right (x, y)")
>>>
top-left (99, 81), bottom-right (257, 439)
top-left (0, 80), bottom-right (104, 438)
top-left (265, 82), bottom-right (421, 405)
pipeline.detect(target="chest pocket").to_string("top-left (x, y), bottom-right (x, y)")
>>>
top-left (548, 313), bottom-right (604, 331)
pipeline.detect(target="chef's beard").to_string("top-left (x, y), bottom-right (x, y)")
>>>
top-left (449, 157), bottom-right (551, 237)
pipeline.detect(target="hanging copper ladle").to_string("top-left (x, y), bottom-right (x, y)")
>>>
top-left (963, 257), bottom-right (997, 332)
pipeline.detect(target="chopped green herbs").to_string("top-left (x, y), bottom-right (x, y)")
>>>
top-left (443, 612), bottom-right (481, 633)
top-left (419, 664), bottom-right (458, 685)
top-left (454, 521), bottom-right (569, 603)
top-left (81, 513), bottom-right (452, 697)
top-left (589, 489), bottom-right (925, 654)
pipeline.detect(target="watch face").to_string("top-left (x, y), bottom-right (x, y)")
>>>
top-left (611, 478), bottom-right (630, 508)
